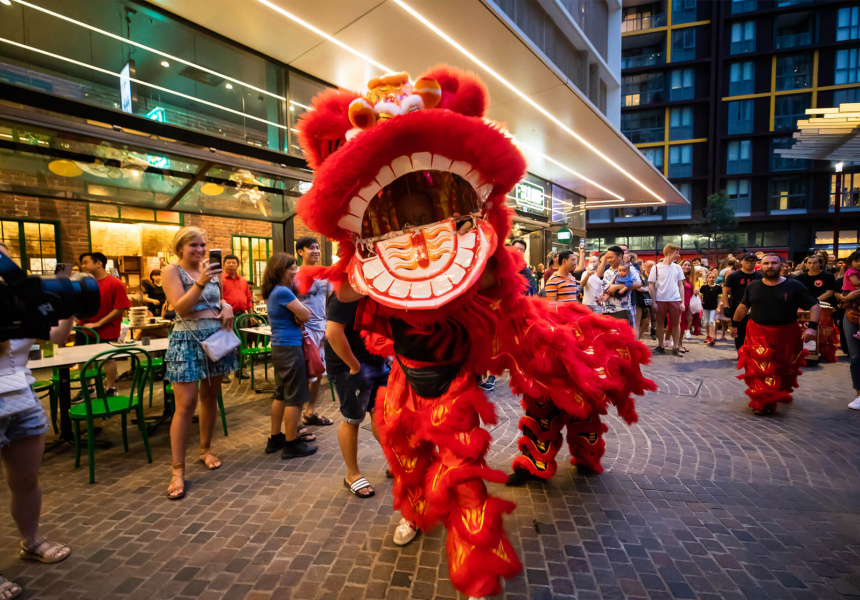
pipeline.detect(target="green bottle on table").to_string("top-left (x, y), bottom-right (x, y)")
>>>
top-left (40, 339), bottom-right (54, 358)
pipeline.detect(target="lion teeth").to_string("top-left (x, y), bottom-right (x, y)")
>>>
top-left (374, 165), bottom-right (396, 188)
top-left (390, 155), bottom-right (412, 178)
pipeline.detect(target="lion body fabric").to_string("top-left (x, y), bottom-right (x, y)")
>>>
top-left (295, 64), bottom-right (655, 598)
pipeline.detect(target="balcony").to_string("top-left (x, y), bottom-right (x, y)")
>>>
top-left (622, 52), bottom-right (666, 69)
top-left (622, 13), bottom-right (667, 34)
top-left (623, 126), bottom-right (665, 144)
top-left (775, 32), bottom-right (812, 49)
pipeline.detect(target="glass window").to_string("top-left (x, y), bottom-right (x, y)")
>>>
top-left (835, 48), bottom-right (860, 85)
top-left (727, 100), bottom-right (753, 134)
top-left (775, 16), bottom-right (813, 49)
top-left (831, 172), bottom-right (860, 211)
top-left (775, 54), bottom-right (813, 91)
top-left (231, 235), bottom-right (271, 285)
top-left (731, 0), bottom-right (757, 14)
top-left (837, 7), bottom-right (860, 41)
top-left (622, 47), bottom-right (666, 69)
top-left (669, 107), bottom-right (694, 140)
top-left (672, 0), bottom-right (697, 25)
top-left (727, 140), bottom-right (752, 174)
top-left (621, 109), bottom-right (665, 143)
top-left (622, 72), bottom-right (666, 106)
top-left (621, 5), bottom-right (667, 33)
top-left (588, 209), bottom-right (612, 224)
top-left (667, 183), bottom-right (693, 219)
top-left (730, 21), bottom-right (756, 54)
top-left (726, 179), bottom-right (751, 216)
top-left (643, 147), bottom-right (664, 168)
top-left (770, 177), bottom-right (808, 213)
top-left (815, 230), bottom-right (859, 245)
top-left (668, 144), bottom-right (693, 177)
top-left (0, 220), bottom-right (58, 274)
top-left (670, 68), bottom-right (695, 100)
top-left (729, 61), bottom-right (754, 96)
top-left (773, 93), bottom-right (811, 131)
top-left (771, 137), bottom-right (808, 171)
top-left (672, 29), bottom-right (697, 62)
top-left (615, 207), bottom-right (662, 220)
top-left (627, 236), bottom-right (657, 251)
top-left (834, 87), bottom-right (860, 105)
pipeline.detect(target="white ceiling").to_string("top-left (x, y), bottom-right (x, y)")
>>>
top-left (150, 0), bottom-right (686, 208)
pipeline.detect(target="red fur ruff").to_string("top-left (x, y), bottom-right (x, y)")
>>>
top-left (737, 321), bottom-right (806, 411)
top-left (816, 307), bottom-right (839, 363)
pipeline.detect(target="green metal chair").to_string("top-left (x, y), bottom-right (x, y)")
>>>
top-left (164, 383), bottom-right (229, 437)
top-left (70, 348), bottom-right (153, 484)
top-left (145, 323), bottom-right (172, 408)
top-left (39, 326), bottom-right (101, 434)
top-left (234, 313), bottom-right (271, 389)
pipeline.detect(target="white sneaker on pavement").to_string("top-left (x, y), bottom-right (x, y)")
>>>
top-left (848, 396), bottom-right (860, 410)
top-left (393, 517), bottom-right (418, 546)
top-left (685, 331), bottom-right (692, 340)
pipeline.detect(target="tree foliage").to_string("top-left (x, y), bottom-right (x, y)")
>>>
top-left (691, 190), bottom-right (739, 251)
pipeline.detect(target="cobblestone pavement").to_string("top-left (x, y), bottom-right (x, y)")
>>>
top-left (2, 335), bottom-right (859, 599)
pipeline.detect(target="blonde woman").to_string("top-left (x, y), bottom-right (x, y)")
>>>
top-left (162, 227), bottom-right (237, 499)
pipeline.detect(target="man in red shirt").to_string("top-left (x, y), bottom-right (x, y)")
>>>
top-left (222, 254), bottom-right (253, 315)
top-left (78, 251), bottom-right (131, 394)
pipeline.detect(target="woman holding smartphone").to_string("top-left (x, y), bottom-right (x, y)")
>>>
top-left (161, 227), bottom-right (237, 499)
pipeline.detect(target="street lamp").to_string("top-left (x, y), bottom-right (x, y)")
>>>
top-left (835, 162), bottom-right (844, 258)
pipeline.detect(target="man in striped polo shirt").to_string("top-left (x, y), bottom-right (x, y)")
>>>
top-left (544, 250), bottom-right (580, 303)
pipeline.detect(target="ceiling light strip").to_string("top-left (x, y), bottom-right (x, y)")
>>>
top-left (252, 0), bottom-right (392, 73)
top-left (0, 37), bottom-right (287, 131)
top-left (12, 0), bottom-right (286, 102)
top-left (391, 0), bottom-right (666, 204)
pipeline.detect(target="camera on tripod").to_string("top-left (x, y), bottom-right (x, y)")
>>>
top-left (0, 253), bottom-right (101, 341)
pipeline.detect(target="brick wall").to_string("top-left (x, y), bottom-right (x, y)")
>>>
top-left (0, 193), bottom-right (89, 262)
top-left (184, 214), bottom-right (273, 253)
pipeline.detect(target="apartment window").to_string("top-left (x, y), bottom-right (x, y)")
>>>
top-left (726, 140), bottom-right (752, 174)
top-left (774, 17), bottom-right (813, 49)
top-left (731, 0), bottom-right (757, 14)
top-left (622, 72), bottom-right (665, 106)
top-left (672, 29), bottom-right (696, 62)
top-left (729, 61), bottom-right (754, 96)
top-left (588, 209), bottom-right (612, 224)
top-left (668, 144), bottom-right (693, 177)
top-left (730, 21), bottom-right (756, 54)
top-left (643, 147), bottom-right (664, 168)
top-left (0, 220), bottom-right (58, 275)
top-left (835, 48), bottom-right (860, 85)
top-left (622, 47), bottom-right (665, 69)
top-left (615, 207), bottom-right (662, 221)
top-left (727, 100), bottom-right (754, 134)
top-left (771, 137), bottom-right (807, 171)
top-left (621, 109), bottom-right (664, 143)
top-left (831, 172), bottom-right (860, 211)
top-left (770, 178), bottom-right (808, 213)
top-left (670, 68), bottom-right (695, 100)
top-left (726, 180), bottom-right (752, 216)
top-left (773, 93), bottom-right (811, 131)
top-left (834, 87), bottom-right (860, 105)
top-left (837, 7), bottom-right (860, 41)
top-left (621, 5), bottom-right (667, 33)
top-left (672, 0), bottom-right (697, 25)
top-left (667, 183), bottom-right (693, 219)
top-left (231, 235), bottom-right (272, 286)
top-left (775, 54), bottom-right (812, 91)
top-left (669, 107), bottom-right (694, 140)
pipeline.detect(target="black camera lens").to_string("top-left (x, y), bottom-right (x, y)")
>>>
top-left (41, 274), bottom-right (101, 321)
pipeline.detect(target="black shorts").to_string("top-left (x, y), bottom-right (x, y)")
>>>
top-left (331, 363), bottom-right (390, 424)
top-left (272, 345), bottom-right (309, 407)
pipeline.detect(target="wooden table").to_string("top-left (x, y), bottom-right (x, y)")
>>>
top-left (30, 339), bottom-right (169, 450)
top-left (129, 319), bottom-right (172, 335)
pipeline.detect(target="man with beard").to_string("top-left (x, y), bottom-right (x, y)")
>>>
top-left (722, 253), bottom-right (762, 352)
top-left (732, 253), bottom-right (819, 415)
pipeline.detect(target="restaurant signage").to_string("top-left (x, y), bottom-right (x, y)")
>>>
top-left (514, 180), bottom-right (545, 209)
top-left (556, 228), bottom-right (572, 243)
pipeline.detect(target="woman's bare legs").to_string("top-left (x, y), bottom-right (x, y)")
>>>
top-left (1, 433), bottom-right (46, 548)
top-left (198, 376), bottom-right (223, 469)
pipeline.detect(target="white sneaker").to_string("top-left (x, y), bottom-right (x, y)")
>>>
top-left (685, 331), bottom-right (692, 340)
top-left (393, 517), bottom-right (418, 546)
top-left (848, 396), bottom-right (860, 410)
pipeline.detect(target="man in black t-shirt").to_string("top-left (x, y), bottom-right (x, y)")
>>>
top-left (794, 255), bottom-right (836, 303)
top-left (732, 253), bottom-right (820, 415)
top-left (722, 253), bottom-right (763, 351)
top-left (325, 295), bottom-right (389, 499)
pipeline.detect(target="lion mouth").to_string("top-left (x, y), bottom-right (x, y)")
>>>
top-left (343, 156), bottom-right (498, 309)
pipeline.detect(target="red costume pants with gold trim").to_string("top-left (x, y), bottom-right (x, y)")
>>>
top-left (375, 359), bottom-right (521, 598)
top-left (737, 321), bottom-right (806, 412)
top-left (512, 396), bottom-right (609, 479)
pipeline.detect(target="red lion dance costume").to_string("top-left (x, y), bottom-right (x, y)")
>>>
top-left (295, 66), bottom-right (655, 599)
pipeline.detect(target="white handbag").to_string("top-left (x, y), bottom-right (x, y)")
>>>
top-left (199, 328), bottom-right (241, 362)
top-left (0, 345), bottom-right (38, 419)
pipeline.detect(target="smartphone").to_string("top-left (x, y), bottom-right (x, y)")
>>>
top-left (54, 263), bottom-right (73, 277)
top-left (209, 249), bottom-right (222, 269)
top-left (579, 239), bottom-right (586, 249)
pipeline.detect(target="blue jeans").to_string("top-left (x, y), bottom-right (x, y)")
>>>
top-left (331, 363), bottom-right (390, 424)
top-left (845, 319), bottom-right (860, 392)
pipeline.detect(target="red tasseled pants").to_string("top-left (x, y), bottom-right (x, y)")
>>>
top-left (375, 359), bottom-right (521, 598)
top-left (512, 395), bottom-right (609, 478)
top-left (737, 321), bottom-right (806, 412)
top-left (817, 306), bottom-right (839, 363)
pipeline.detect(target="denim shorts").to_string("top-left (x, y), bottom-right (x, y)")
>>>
top-left (165, 319), bottom-right (239, 383)
top-left (0, 401), bottom-right (48, 448)
top-left (331, 363), bottom-right (390, 425)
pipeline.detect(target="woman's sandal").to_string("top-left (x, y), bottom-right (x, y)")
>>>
top-left (302, 413), bottom-right (333, 426)
top-left (298, 426), bottom-right (316, 442)
top-left (344, 477), bottom-right (375, 498)
top-left (167, 463), bottom-right (186, 500)
top-left (19, 539), bottom-right (71, 564)
top-left (198, 448), bottom-right (221, 470)
top-left (0, 575), bottom-right (21, 600)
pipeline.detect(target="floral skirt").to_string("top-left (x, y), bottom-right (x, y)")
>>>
top-left (165, 318), bottom-right (239, 383)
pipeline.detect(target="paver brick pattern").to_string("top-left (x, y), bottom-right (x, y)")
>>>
top-left (1, 337), bottom-right (859, 599)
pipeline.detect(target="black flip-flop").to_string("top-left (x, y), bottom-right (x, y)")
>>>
top-left (303, 414), bottom-right (334, 426)
top-left (297, 426), bottom-right (316, 442)
top-left (344, 477), bottom-right (375, 498)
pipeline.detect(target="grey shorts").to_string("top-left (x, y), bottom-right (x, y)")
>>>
top-left (272, 345), bottom-right (309, 407)
top-left (0, 402), bottom-right (48, 448)
top-left (331, 363), bottom-right (390, 425)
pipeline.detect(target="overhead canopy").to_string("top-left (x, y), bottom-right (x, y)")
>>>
top-left (776, 103), bottom-right (860, 162)
top-left (150, 0), bottom-right (687, 210)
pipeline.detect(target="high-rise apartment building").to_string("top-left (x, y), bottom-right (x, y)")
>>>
top-left (591, 0), bottom-right (859, 261)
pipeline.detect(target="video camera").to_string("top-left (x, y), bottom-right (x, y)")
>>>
top-left (0, 252), bottom-right (101, 341)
